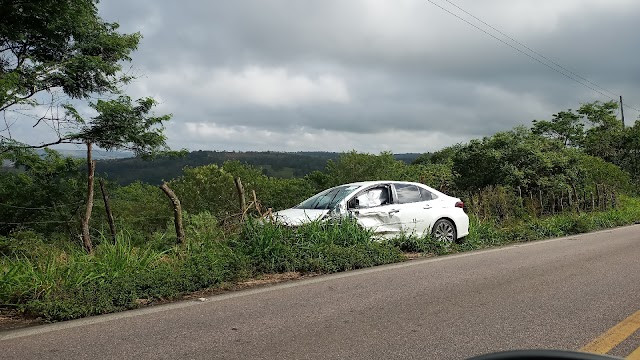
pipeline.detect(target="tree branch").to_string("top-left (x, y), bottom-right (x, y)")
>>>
top-left (0, 138), bottom-right (79, 154)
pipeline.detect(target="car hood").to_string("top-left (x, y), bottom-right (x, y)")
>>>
top-left (273, 208), bottom-right (330, 226)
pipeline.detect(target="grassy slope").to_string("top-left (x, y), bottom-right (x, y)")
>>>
top-left (2, 196), bottom-right (640, 321)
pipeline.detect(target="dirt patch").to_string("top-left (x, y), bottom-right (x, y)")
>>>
top-left (403, 252), bottom-right (431, 260)
top-left (181, 272), bottom-right (317, 301)
top-left (0, 309), bottom-right (44, 332)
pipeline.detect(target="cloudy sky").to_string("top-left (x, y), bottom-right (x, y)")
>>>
top-left (15, 0), bottom-right (640, 153)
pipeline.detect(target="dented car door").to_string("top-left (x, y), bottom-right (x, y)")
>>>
top-left (346, 185), bottom-right (403, 237)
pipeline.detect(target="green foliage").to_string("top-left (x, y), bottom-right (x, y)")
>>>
top-left (464, 195), bottom-right (640, 248)
top-left (0, 0), bottom-right (141, 112)
top-left (0, 219), bottom-right (406, 321)
top-left (453, 127), bottom-right (570, 191)
top-left (322, 151), bottom-right (407, 187)
top-left (532, 110), bottom-right (584, 147)
top-left (384, 233), bottom-right (450, 255)
top-left (0, 231), bottom-right (249, 320)
top-left (309, 151), bottom-right (454, 192)
top-left (452, 126), bottom-right (630, 196)
top-left (90, 181), bottom-right (170, 244)
top-left (531, 101), bottom-right (640, 184)
top-left (579, 101), bottom-right (624, 163)
top-left (183, 211), bottom-right (225, 243)
top-left (68, 96), bottom-right (172, 156)
top-left (575, 154), bottom-right (631, 193)
top-left (231, 218), bottom-right (404, 274)
top-left (170, 163), bottom-right (237, 219)
top-left (0, 149), bottom-right (84, 235)
top-left (618, 120), bottom-right (640, 186)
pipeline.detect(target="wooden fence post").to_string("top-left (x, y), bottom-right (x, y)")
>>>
top-left (234, 177), bottom-right (246, 220)
top-left (160, 182), bottom-right (185, 244)
top-left (99, 178), bottom-right (116, 243)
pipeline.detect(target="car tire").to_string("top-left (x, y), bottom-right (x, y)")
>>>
top-left (431, 219), bottom-right (457, 243)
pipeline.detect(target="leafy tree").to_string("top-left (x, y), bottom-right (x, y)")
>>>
top-left (532, 110), bottom-right (584, 147)
top-left (531, 101), bottom-right (624, 164)
top-left (618, 120), bottom-right (640, 186)
top-left (1, 0), bottom-right (174, 252)
top-left (452, 127), bottom-right (580, 192)
top-left (322, 151), bottom-right (408, 187)
top-left (0, 0), bottom-right (139, 131)
top-left (578, 101), bottom-right (624, 164)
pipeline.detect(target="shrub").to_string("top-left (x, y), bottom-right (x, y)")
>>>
top-left (231, 218), bottom-right (404, 275)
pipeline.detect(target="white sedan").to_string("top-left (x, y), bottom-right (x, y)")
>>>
top-left (274, 181), bottom-right (469, 242)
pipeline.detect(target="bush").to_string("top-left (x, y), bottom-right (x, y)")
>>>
top-left (231, 218), bottom-right (404, 274)
top-left (0, 232), bottom-right (250, 321)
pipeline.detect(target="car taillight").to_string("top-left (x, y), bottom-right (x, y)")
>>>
top-left (455, 201), bottom-right (464, 209)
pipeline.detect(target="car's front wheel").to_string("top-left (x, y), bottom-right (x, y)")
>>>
top-left (432, 219), bottom-right (457, 243)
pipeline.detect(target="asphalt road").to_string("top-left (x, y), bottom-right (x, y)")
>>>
top-left (2, 225), bottom-right (639, 360)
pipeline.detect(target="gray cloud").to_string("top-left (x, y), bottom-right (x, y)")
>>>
top-left (7, 0), bottom-right (640, 154)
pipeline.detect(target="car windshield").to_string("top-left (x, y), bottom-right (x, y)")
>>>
top-left (294, 185), bottom-right (360, 210)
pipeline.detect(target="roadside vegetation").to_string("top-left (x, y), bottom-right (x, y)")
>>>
top-left (2, 0), bottom-right (640, 322)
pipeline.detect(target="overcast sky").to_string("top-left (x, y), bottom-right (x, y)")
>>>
top-left (14, 0), bottom-right (640, 154)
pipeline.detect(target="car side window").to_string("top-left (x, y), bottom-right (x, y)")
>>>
top-left (350, 187), bottom-right (390, 209)
top-left (419, 187), bottom-right (437, 201)
top-left (395, 184), bottom-right (423, 204)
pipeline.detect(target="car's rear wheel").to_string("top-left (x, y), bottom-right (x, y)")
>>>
top-left (432, 219), bottom-right (457, 243)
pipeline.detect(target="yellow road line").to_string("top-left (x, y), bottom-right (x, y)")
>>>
top-left (581, 310), bottom-right (640, 355)
top-left (627, 344), bottom-right (640, 360)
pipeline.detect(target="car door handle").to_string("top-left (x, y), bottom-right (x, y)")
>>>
top-left (389, 209), bottom-right (400, 215)
top-left (423, 204), bottom-right (432, 209)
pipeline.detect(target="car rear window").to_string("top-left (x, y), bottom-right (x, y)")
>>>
top-left (395, 184), bottom-right (423, 204)
top-left (419, 187), bottom-right (437, 201)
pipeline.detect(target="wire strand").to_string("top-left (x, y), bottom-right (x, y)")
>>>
top-left (441, 0), bottom-right (620, 98)
top-left (426, 0), bottom-right (640, 113)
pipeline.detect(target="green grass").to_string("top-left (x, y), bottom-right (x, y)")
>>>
top-left (2, 196), bottom-right (639, 322)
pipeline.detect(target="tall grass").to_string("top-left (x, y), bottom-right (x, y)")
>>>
top-left (232, 218), bottom-right (403, 274)
top-left (2, 196), bottom-right (639, 321)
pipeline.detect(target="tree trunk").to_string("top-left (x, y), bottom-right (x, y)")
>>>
top-left (160, 182), bottom-right (185, 244)
top-left (82, 142), bottom-right (95, 254)
top-left (234, 177), bottom-right (246, 220)
top-left (99, 178), bottom-right (117, 243)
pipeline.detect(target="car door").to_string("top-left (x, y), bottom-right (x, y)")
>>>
top-left (390, 183), bottom-right (440, 236)
top-left (346, 185), bottom-right (402, 237)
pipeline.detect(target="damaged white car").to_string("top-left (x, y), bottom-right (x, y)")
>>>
top-left (274, 181), bottom-right (469, 242)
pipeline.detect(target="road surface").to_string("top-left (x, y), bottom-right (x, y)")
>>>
top-left (2, 225), bottom-right (639, 359)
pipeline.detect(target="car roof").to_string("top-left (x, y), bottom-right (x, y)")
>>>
top-left (338, 180), bottom-right (440, 191)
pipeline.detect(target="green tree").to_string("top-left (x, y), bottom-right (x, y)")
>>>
top-left (0, 149), bottom-right (84, 235)
top-left (322, 151), bottom-right (408, 187)
top-left (0, 0), bottom-right (139, 124)
top-left (618, 120), bottom-right (640, 186)
top-left (532, 110), bottom-right (584, 147)
top-left (452, 127), bottom-right (579, 192)
top-left (1, 1), bottom-right (174, 252)
top-left (578, 101), bottom-right (624, 163)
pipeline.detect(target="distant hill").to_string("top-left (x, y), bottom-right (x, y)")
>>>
top-left (96, 151), bottom-right (422, 185)
top-left (36, 149), bottom-right (133, 160)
